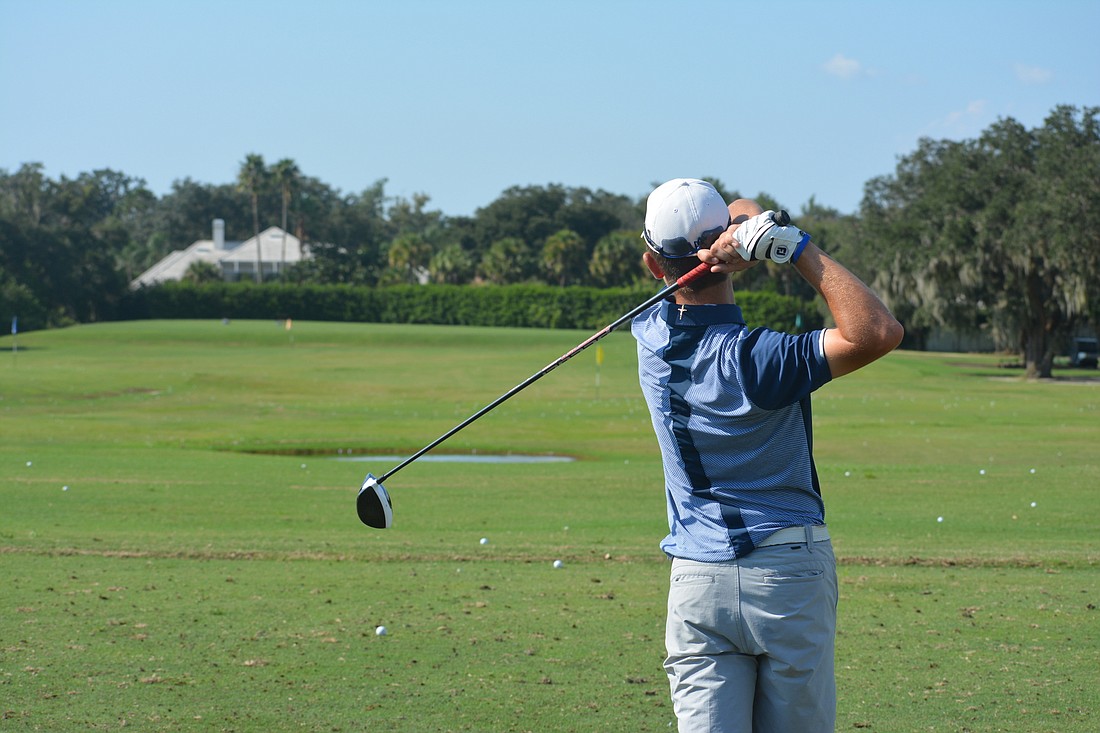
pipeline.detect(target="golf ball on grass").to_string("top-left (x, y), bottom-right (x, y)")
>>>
top-left (479, 537), bottom-right (488, 545)
top-left (553, 560), bottom-right (564, 569)
top-left (375, 625), bottom-right (388, 636)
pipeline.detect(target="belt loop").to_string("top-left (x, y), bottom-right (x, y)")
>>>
top-left (804, 525), bottom-right (814, 553)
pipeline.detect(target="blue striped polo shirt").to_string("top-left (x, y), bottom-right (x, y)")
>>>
top-left (631, 300), bottom-right (833, 562)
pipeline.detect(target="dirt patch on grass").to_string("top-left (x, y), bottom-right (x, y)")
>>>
top-left (77, 387), bottom-right (162, 399)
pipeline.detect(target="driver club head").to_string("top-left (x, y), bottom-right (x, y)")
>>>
top-left (357, 473), bottom-right (393, 529)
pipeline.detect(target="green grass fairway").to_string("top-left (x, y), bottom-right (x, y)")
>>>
top-left (2, 320), bottom-right (1098, 732)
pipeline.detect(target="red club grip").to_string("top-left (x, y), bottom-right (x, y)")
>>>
top-left (675, 261), bottom-right (713, 288)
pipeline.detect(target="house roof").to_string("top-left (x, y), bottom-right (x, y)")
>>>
top-left (218, 227), bottom-right (303, 264)
top-left (130, 227), bottom-right (307, 288)
top-left (130, 240), bottom-right (230, 288)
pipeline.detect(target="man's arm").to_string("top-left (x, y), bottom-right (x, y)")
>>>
top-left (793, 242), bottom-right (903, 378)
top-left (701, 216), bottom-right (903, 379)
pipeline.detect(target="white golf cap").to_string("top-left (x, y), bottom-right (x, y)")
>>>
top-left (642, 178), bottom-right (730, 259)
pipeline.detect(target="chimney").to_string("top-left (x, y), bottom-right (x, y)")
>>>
top-left (213, 219), bottom-right (226, 250)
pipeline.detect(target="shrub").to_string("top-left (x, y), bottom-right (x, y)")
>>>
top-left (118, 282), bottom-right (821, 333)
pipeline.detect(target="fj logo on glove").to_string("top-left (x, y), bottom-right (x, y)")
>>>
top-left (732, 211), bottom-right (810, 265)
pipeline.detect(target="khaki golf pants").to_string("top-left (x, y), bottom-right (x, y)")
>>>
top-left (665, 537), bottom-right (838, 733)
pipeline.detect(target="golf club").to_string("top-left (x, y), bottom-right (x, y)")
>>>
top-left (357, 212), bottom-right (790, 528)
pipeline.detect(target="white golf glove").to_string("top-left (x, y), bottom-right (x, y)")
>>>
top-left (731, 210), bottom-right (811, 264)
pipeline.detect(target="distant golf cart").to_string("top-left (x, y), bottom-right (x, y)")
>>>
top-left (1071, 337), bottom-right (1099, 369)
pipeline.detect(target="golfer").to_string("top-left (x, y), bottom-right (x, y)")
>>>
top-left (632, 179), bottom-right (903, 733)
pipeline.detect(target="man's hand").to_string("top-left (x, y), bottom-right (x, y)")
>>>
top-left (730, 211), bottom-right (810, 264)
top-left (697, 229), bottom-right (762, 274)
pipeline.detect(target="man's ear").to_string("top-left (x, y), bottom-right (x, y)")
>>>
top-left (643, 251), bottom-right (666, 281)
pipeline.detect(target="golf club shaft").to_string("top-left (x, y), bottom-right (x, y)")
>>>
top-left (377, 260), bottom-right (714, 483)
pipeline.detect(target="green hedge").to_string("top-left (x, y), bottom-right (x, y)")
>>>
top-left (118, 282), bottom-right (821, 333)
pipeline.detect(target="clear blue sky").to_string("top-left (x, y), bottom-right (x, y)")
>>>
top-left (2, 0), bottom-right (1097, 219)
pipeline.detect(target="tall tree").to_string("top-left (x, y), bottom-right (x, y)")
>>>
top-left (237, 154), bottom-right (268, 282)
top-left (1002, 107), bottom-right (1100, 375)
top-left (271, 158), bottom-right (300, 275)
top-left (859, 106), bottom-right (1100, 377)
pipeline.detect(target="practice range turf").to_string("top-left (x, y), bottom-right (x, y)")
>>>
top-left (1, 319), bottom-right (1097, 732)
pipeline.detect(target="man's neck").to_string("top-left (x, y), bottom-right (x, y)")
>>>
top-left (673, 279), bottom-right (736, 306)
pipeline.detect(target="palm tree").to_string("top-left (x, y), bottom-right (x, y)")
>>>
top-left (541, 229), bottom-right (587, 286)
top-left (271, 159), bottom-right (300, 275)
top-left (386, 234), bottom-right (432, 283)
top-left (479, 237), bottom-right (533, 284)
top-left (589, 231), bottom-right (647, 287)
top-left (237, 154), bottom-right (267, 283)
top-left (429, 243), bottom-right (475, 284)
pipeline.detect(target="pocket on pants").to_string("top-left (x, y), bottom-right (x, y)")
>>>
top-left (670, 572), bottom-right (717, 586)
top-left (760, 568), bottom-right (824, 584)
top-left (667, 563), bottom-right (737, 657)
top-left (669, 571), bottom-right (719, 621)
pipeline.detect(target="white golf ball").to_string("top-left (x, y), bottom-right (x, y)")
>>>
top-left (479, 537), bottom-right (488, 545)
top-left (1030, 501), bottom-right (1037, 508)
top-left (375, 625), bottom-right (388, 636)
top-left (62, 486), bottom-right (69, 491)
top-left (26, 461), bottom-right (32, 467)
top-left (979, 469), bottom-right (986, 475)
top-left (937, 516), bottom-right (944, 523)
top-left (553, 560), bottom-right (564, 569)
top-left (1029, 468), bottom-right (1036, 474)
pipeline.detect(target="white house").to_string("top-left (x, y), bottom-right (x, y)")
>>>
top-left (130, 219), bottom-right (310, 288)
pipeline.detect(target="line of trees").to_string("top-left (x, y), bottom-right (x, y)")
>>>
top-left (0, 158), bottom-right (792, 323)
top-left (1, 105), bottom-right (1097, 377)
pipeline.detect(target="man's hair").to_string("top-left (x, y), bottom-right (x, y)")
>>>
top-left (650, 237), bottom-right (728, 294)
